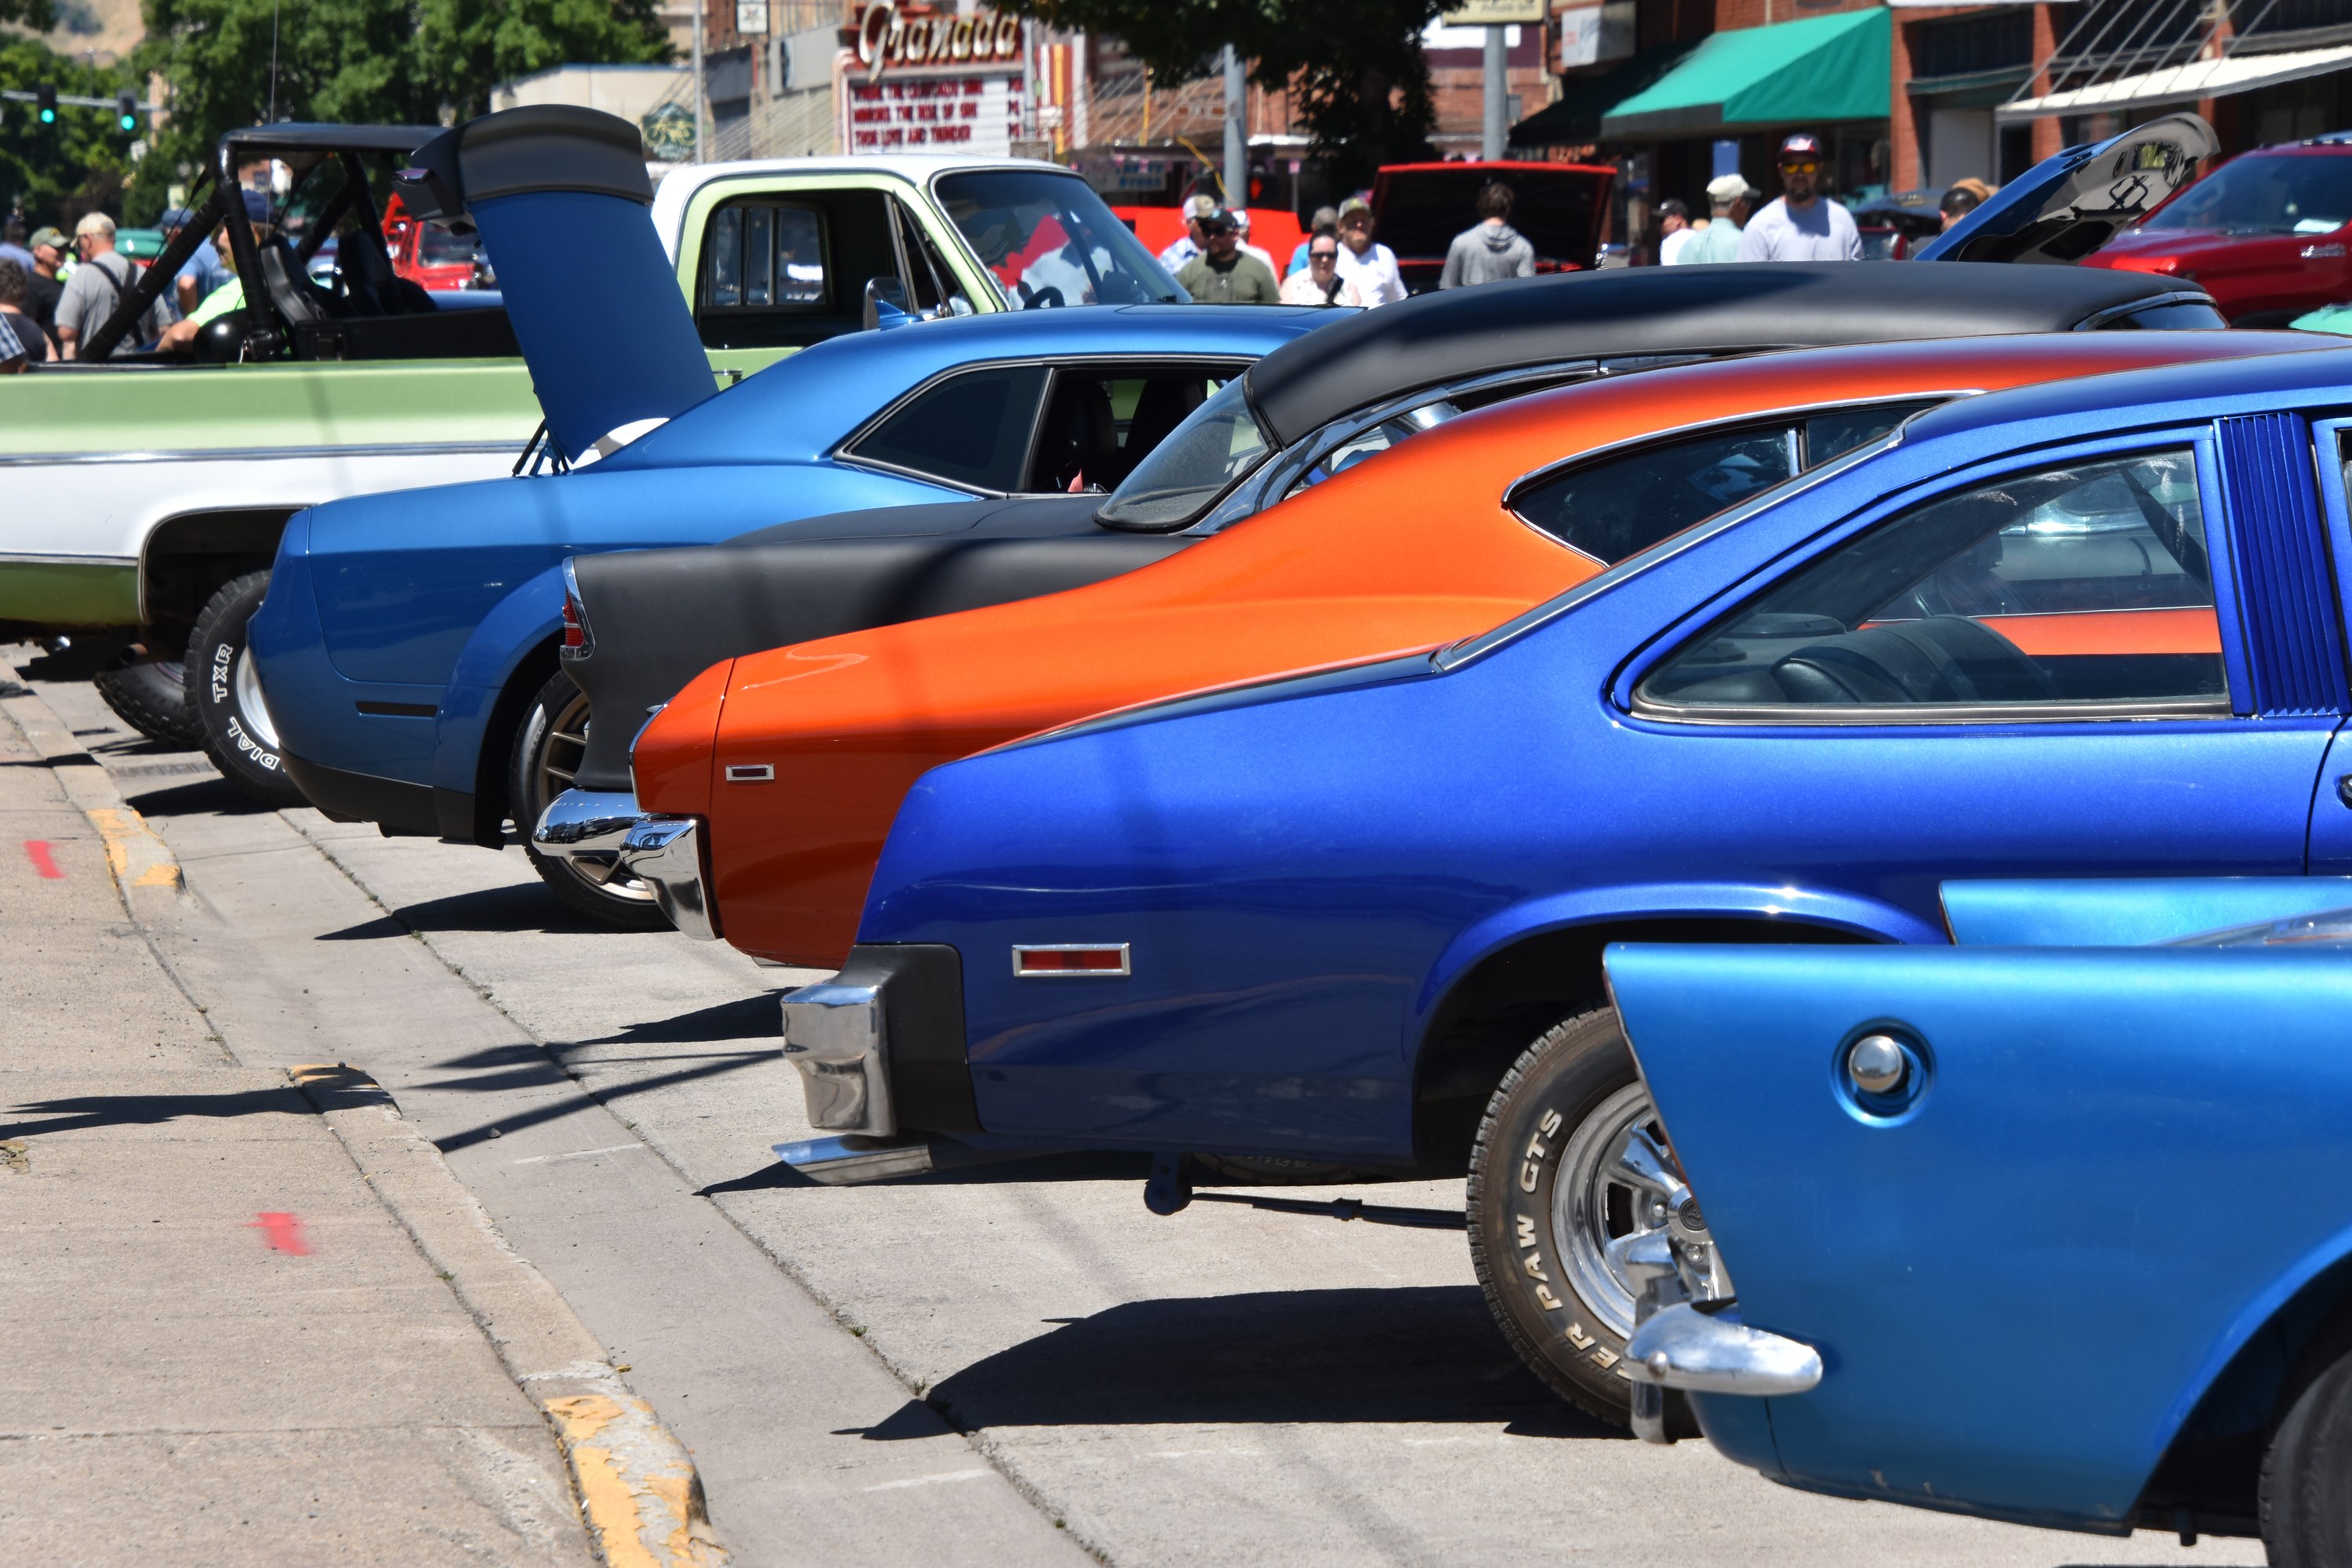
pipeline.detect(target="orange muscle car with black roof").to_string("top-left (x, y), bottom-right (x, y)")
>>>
top-left (601, 329), bottom-right (2321, 965)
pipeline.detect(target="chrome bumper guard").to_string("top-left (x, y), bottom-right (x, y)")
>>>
top-left (1620, 1229), bottom-right (1820, 1443)
top-left (529, 789), bottom-right (719, 941)
top-left (780, 979), bottom-right (895, 1137)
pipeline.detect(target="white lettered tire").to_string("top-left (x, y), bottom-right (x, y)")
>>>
top-left (1466, 1007), bottom-right (1693, 1432)
top-left (187, 571), bottom-right (306, 807)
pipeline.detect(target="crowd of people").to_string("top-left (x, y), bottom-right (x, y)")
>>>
top-left (0, 194), bottom-right (267, 371)
top-left (1652, 132), bottom-right (1994, 266)
top-left (1156, 190), bottom-right (1409, 310)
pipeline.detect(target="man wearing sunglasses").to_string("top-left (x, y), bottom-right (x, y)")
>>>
top-left (1736, 132), bottom-right (1860, 262)
top-left (1279, 232), bottom-right (1364, 306)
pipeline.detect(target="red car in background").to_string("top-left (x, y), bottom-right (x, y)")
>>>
top-left (1370, 159), bottom-right (1613, 292)
top-left (2085, 133), bottom-right (2352, 324)
top-left (383, 191), bottom-right (488, 291)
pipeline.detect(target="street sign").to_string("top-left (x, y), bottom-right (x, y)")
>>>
top-left (736, 0), bottom-right (767, 34)
top-left (1439, 0), bottom-right (1546, 24)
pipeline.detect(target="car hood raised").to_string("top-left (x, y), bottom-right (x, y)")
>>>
top-left (395, 105), bottom-right (717, 464)
top-left (1917, 112), bottom-right (2219, 265)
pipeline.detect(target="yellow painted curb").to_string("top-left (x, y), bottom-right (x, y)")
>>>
top-left (546, 1392), bottom-right (728, 1568)
top-left (85, 804), bottom-right (182, 891)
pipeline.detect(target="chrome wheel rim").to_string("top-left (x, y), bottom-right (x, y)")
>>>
top-left (532, 688), bottom-right (658, 906)
top-left (232, 648), bottom-right (280, 752)
top-left (1550, 1082), bottom-right (1672, 1341)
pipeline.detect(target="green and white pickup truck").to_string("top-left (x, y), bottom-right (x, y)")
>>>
top-left (2, 113), bottom-right (1103, 743)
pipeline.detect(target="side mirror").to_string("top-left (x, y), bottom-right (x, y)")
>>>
top-left (862, 276), bottom-right (910, 332)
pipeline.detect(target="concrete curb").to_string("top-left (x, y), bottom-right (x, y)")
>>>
top-left (0, 688), bottom-right (184, 920)
top-left (290, 1064), bottom-right (730, 1568)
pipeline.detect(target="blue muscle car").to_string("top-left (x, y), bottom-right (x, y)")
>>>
top-left (1605, 877), bottom-right (2352, 1558)
top-left (791, 342), bottom-right (2352, 1427)
top-left (243, 109), bottom-right (1322, 922)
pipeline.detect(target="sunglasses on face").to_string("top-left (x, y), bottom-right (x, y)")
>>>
top-left (1780, 159), bottom-right (1820, 174)
top-left (1310, 248), bottom-right (1338, 261)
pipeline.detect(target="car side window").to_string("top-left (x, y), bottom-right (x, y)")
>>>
top-left (1638, 448), bottom-right (2227, 717)
top-left (1025, 368), bottom-right (1231, 494)
top-left (696, 190), bottom-right (905, 350)
top-left (1514, 403), bottom-right (1938, 566)
top-left (848, 365), bottom-right (1051, 492)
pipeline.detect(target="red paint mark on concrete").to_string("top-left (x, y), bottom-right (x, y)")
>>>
top-left (248, 1212), bottom-right (309, 1255)
top-left (23, 840), bottom-right (61, 879)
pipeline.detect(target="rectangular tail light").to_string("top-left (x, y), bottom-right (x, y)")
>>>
top-left (1013, 944), bottom-right (1130, 977)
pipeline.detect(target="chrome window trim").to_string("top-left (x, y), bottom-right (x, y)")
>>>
top-left (1628, 695), bottom-right (2231, 728)
top-left (1432, 435), bottom-right (1909, 675)
top-left (1623, 436), bottom-right (2235, 728)
top-left (2071, 289), bottom-right (2223, 331)
top-left (833, 352), bottom-right (1256, 499)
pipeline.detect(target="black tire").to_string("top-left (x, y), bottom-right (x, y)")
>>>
top-left (1467, 1006), bottom-right (1693, 1430)
top-left (186, 571), bottom-right (307, 807)
top-left (94, 657), bottom-right (201, 746)
top-left (510, 670), bottom-right (672, 931)
top-left (2263, 1330), bottom-right (2352, 1566)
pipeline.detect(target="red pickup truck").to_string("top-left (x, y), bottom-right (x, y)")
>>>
top-left (2083, 134), bottom-right (2352, 325)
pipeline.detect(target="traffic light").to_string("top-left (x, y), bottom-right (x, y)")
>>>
top-left (115, 89), bottom-right (137, 132)
top-left (34, 85), bottom-right (55, 125)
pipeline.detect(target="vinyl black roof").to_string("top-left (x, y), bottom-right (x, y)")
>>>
top-left (1245, 262), bottom-right (2210, 446)
top-left (218, 123), bottom-right (442, 156)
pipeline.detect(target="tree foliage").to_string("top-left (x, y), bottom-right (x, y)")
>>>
top-left (0, 35), bottom-right (136, 227)
top-left (1004, 0), bottom-right (1446, 189)
top-left (131, 0), bottom-right (671, 213)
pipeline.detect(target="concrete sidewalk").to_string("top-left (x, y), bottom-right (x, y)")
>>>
top-left (0, 692), bottom-right (606, 1564)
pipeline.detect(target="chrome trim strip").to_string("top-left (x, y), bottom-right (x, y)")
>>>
top-left (0, 552), bottom-right (136, 568)
top-left (0, 440), bottom-right (530, 467)
top-left (772, 1134), bottom-right (934, 1183)
top-left (1628, 695), bottom-right (2233, 728)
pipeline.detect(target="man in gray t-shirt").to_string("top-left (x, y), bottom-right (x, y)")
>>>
top-left (1737, 132), bottom-right (1861, 263)
top-left (56, 212), bottom-right (174, 358)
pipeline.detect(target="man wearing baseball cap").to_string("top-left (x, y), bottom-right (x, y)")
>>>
top-left (1174, 205), bottom-right (1280, 305)
top-left (23, 224), bottom-right (67, 346)
top-left (1158, 192), bottom-right (1219, 272)
top-left (1679, 174), bottom-right (1756, 264)
top-left (1737, 133), bottom-right (1860, 262)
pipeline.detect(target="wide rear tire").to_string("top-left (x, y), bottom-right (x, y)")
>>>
top-left (2263, 1330), bottom-right (2352, 1566)
top-left (186, 571), bottom-right (307, 807)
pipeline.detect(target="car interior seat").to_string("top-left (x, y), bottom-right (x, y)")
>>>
top-left (1032, 376), bottom-right (1119, 492)
top-left (1773, 616), bottom-right (2058, 705)
top-left (1117, 377), bottom-right (1208, 482)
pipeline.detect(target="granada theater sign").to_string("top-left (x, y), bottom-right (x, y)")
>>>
top-left (845, 3), bottom-right (1026, 158)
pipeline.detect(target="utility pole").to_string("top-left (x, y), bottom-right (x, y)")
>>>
top-left (1221, 45), bottom-right (1245, 211)
top-left (1482, 25), bottom-right (1506, 161)
top-left (691, 0), bottom-right (706, 163)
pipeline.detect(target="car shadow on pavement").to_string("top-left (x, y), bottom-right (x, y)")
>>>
top-left (565, 994), bottom-right (782, 1047)
top-left (852, 1286), bottom-right (1613, 1439)
top-left (122, 776), bottom-right (281, 818)
top-left (699, 1148), bottom-right (1150, 1196)
top-left (318, 883), bottom-right (617, 939)
top-left (1, 1085), bottom-right (310, 1139)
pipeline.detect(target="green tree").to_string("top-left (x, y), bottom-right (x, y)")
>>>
top-left (0, 35), bottom-right (138, 229)
top-left (132, 0), bottom-right (670, 215)
top-left (1005, 0), bottom-right (1445, 190)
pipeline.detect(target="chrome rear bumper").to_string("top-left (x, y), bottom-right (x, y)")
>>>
top-left (780, 978), bottom-right (893, 1136)
top-left (532, 789), bottom-right (718, 940)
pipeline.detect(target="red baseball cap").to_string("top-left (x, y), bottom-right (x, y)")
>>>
top-left (1778, 133), bottom-right (1824, 161)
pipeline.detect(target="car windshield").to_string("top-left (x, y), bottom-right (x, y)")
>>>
top-left (935, 169), bottom-right (1185, 309)
top-left (2179, 906), bottom-right (2352, 947)
top-left (2142, 152), bottom-right (2352, 236)
top-left (1094, 377), bottom-right (1271, 529)
top-left (418, 223), bottom-right (480, 267)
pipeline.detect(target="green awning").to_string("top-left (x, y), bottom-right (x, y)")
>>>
top-left (1512, 38), bottom-right (1702, 148)
top-left (1599, 9), bottom-right (1890, 140)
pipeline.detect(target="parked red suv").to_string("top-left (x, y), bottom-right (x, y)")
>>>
top-left (2084, 134), bottom-right (2352, 324)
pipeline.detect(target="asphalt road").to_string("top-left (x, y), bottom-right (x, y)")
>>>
top-left (22, 666), bottom-right (2266, 1568)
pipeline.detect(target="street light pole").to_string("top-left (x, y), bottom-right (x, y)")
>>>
top-left (1482, 25), bottom-right (1505, 161)
top-left (691, 0), bottom-right (706, 163)
top-left (1221, 44), bottom-right (1245, 212)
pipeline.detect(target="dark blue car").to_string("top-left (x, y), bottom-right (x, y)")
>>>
top-left (784, 343), bottom-right (2352, 1426)
top-left (245, 111), bottom-right (1323, 923)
